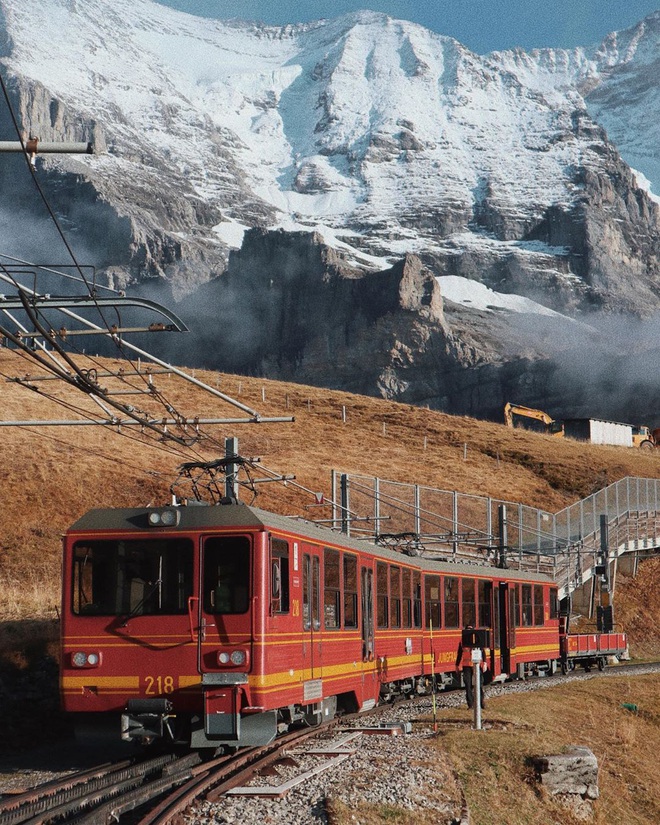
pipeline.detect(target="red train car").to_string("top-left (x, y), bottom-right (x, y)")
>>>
top-left (561, 630), bottom-right (628, 673)
top-left (60, 501), bottom-right (566, 748)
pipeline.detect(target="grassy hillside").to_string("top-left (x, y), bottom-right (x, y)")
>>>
top-left (1, 349), bottom-right (659, 655)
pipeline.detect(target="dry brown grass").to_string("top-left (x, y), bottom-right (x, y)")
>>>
top-left (1, 348), bottom-right (660, 653)
top-left (430, 674), bottom-right (660, 825)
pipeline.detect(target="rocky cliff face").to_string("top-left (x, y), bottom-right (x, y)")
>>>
top-left (173, 229), bottom-right (602, 419)
top-left (178, 229), bottom-right (451, 396)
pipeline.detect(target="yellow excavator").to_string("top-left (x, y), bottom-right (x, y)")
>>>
top-left (503, 402), bottom-right (564, 436)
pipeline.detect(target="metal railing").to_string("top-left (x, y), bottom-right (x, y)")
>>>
top-left (329, 472), bottom-right (660, 597)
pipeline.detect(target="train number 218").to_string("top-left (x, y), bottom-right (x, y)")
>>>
top-left (144, 675), bottom-right (175, 694)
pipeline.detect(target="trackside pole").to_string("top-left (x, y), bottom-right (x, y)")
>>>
top-left (430, 616), bottom-right (438, 733)
top-left (472, 648), bottom-right (483, 731)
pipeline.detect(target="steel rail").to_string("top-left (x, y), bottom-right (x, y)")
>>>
top-left (0, 753), bottom-right (177, 825)
top-left (136, 724), bottom-right (339, 825)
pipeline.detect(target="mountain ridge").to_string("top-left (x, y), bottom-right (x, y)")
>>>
top-left (2, 0), bottom-right (660, 419)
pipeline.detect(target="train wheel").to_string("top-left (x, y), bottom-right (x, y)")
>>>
top-left (598, 657), bottom-right (606, 671)
top-left (561, 660), bottom-right (568, 675)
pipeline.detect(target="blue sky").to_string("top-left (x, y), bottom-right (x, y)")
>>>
top-left (158, 1), bottom-right (660, 53)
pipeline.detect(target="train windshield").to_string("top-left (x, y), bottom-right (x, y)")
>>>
top-left (72, 538), bottom-right (193, 616)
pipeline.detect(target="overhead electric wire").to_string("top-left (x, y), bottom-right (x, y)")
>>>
top-left (0, 361), bottom-right (197, 469)
top-left (0, 71), bottom-right (190, 412)
top-left (0, 358), bottom-right (213, 464)
top-left (0, 73), bottom-right (108, 302)
top-left (0, 263), bottom-right (219, 455)
top-left (0, 77), bottom-right (267, 449)
top-left (0, 252), bottom-right (121, 294)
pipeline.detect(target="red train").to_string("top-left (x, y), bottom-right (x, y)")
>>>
top-left (60, 501), bottom-right (626, 748)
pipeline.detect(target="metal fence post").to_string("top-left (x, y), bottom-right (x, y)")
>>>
top-left (374, 477), bottom-right (380, 536)
top-left (331, 469), bottom-right (338, 530)
top-left (341, 473), bottom-right (350, 536)
top-left (487, 498), bottom-right (492, 545)
top-left (498, 504), bottom-right (508, 568)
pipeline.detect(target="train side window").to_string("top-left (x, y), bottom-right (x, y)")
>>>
top-left (270, 537), bottom-right (290, 614)
top-left (549, 587), bottom-right (559, 620)
top-left (521, 584), bottom-right (533, 626)
top-left (324, 548), bottom-right (341, 629)
top-left (303, 554), bottom-right (311, 630)
top-left (312, 556), bottom-right (321, 631)
top-left (462, 578), bottom-right (476, 627)
top-left (533, 584), bottom-right (544, 625)
top-left (390, 566), bottom-right (401, 628)
top-left (343, 553), bottom-right (358, 629)
top-left (377, 562), bottom-right (389, 628)
top-left (478, 579), bottom-right (492, 627)
top-left (413, 571), bottom-right (422, 628)
top-left (402, 568), bottom-right (412, 628)
top-left (425, 574), bottom-right (441, 629)
top-left (444, 577), bottom-right (459, 629)
top-left (513, 584), bottom-right (521, 627)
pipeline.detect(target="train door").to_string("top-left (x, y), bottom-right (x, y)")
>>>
top-left (360, 564), bottom-right (378, 707)
top-left (302, 548), bottom-right (323, 697)
top-left (197, 534), bottom-right (252, 676)
top-left (497, 582), bottom-right (513, 676)
top-left (361, 566), bottom-right (374, 661)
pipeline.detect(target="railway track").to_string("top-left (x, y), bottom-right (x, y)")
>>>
top-left (133, 725), bottom-right (338, 825)
top-left (0, 725), bottom-right (340, 825)
top-left (0, 750), bottom-right (197, 825)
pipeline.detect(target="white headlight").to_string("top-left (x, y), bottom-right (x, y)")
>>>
top-left (87, 653), bottom-right (100, 666)
top-left (230, 650), bottom-right (246, 666)
top-left (72, 652), bottom-right (87, 667)
top-left (148, 512), bottom-right (161, 526)
top-left (218, 651), bottom-right (230, 664)
top-left (160, 509), bottom-right (177, 526)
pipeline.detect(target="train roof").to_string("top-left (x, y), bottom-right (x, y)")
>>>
top-left (68, 501), bottom-right (555, 584)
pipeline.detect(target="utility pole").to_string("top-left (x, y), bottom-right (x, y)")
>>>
top-left (224, 437), bottom-right (240, 502)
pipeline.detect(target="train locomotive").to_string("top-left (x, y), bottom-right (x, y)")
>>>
top-left (60, 500), bottom-right (626, 749)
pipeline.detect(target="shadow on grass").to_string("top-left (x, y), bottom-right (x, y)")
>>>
top-left (0, 619), bottom-right (72, 753)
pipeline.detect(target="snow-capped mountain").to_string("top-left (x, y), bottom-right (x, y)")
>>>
top-left (1, 0), bottom-right (660, 419)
